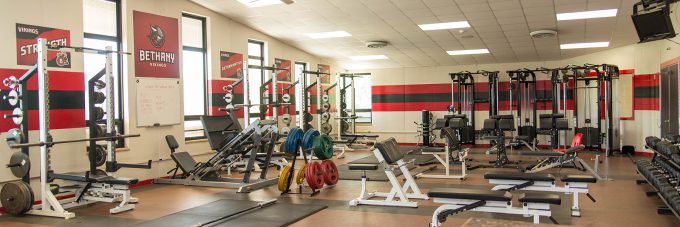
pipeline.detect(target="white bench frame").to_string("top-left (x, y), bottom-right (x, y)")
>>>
top-left (488, 178), bottom-right (592, 217)
top-left (430, 197), bottom-right (554, 227)
top-left (349, 148), bottom-right (428, 208)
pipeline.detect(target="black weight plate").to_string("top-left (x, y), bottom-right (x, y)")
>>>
top-left (341, 121), bottom-right (349, 132)
top-left (321, 123), bottom-right (332, 134)
top-left (92, 107), bottom-right (105, 120)
top-left (321, 112), bottom-right (330, 122)
top-left (0, 181), bottom-right (31, 215)
top-left (304, 112), bottom-right (313, 123)
top-left (9, 152), bottom-right (30, 178)
top-left (92, 91), bottom-right (106, 104)
top-left (340, 102), bottom-right (347, 109)
top-left (304, 124), bottom-right (314, 132)
top-left (95, 145), bottom-right (107, 167)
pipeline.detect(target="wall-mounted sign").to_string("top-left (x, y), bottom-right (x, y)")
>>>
top-left (133, 11), bottom-right (179, 78)
top-left (275, 58), bottom-right (291, 82)
top-left (220, 51), bottom-right (243, 79)
top-left (15, 23), bottom-right (71, 68)
top-left (318, 64), bottom-right (331, 84)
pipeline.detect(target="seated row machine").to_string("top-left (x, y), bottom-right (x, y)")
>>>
top-left (471, 115), bottom-right (520, 170)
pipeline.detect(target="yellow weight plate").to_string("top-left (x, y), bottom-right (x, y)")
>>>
top-left (296, 164), bottom-right (306, 185)
top-left (278, 165), bottom-right (292, 192)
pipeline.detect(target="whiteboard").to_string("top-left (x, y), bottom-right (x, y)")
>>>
top-left (135, 78), bottom-right (181, 127)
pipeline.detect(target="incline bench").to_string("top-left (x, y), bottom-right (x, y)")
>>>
top-left (428, 187), bottom-right (561, 226)
top-left (484, 171), bottom-right (597, 217)
top-left (348, 137), bottom-right (428, 207)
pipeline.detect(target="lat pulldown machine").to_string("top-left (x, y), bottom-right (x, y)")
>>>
top-left (506, 69), bottom-right (539, 150)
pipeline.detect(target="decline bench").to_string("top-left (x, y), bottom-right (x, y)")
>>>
top-left (428, 187), bottom-right (561, 226)
top-left (484, 171), bottom-right (597, 217)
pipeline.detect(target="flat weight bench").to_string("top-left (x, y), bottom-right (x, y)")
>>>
top-left (428, 187), bottom-right (560, 226)
top-left (484, 171), bottom-right (597, 217)
top-left (348, 138), bottom-right (428, 208)
top-left (51, 171), bottom-right (139, 214)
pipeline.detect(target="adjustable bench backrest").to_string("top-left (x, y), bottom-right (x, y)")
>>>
top-left (440, 128), bottom-right (460, 146)
top-left (165, 135), bottom-right (199, 174)
top-left (201, 115), bottom-right (243, 151)
top-left (374, 138), bottom-right (404, 164)
top-left (447, 118), bottom-right (465, 130)
top-left (494, 115), bottom-right (514, 131)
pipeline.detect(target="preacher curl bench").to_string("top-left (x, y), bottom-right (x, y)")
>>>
top-left (348, 138), bottom-right (428, 207)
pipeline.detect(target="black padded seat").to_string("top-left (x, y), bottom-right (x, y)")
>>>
top-left (428, 188), bottom-right (512, 201)
top-left (483, 119), bottom-right (498, 130)
top-left (561, 175), bottom-right (597, 183)
top-left (51, 172), bottom-right (138, 185)
top-left (518, 193), bottom-right (561, 205)
top-left (447, 118), bottom-right (465, 129)
top-left (349, 164), bottom-right (379, 171)
top-left (519, 151), bottom-right (563, 157)
top-left (374, 138), bottom-right (404, 164)
top-left (515, 135), bottom-right (530, 142)
top-left (98, 176), bottom-right (138, 185)
top-left (484, 172), bottom-right (555, 182)
top-left (539, 113), bottom-right (565, 119)
top-left (171, 152), bottom-right (198, 173)
top-left (490, 115), bottom-right (513, 119)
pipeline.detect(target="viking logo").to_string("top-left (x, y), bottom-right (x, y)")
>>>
top-left (147, 25), bottom-right (165, 48)
top-left (55, 52), bottom-right (69, 67)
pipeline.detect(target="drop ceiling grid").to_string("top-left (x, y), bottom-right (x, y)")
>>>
top-left (191, 0), bottom-right (641, 69)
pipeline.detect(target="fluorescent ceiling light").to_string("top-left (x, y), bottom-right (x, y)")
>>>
top-left (447, 49), bottom-right (489, 55)
top-left (350, 55), bottom-right (388, 61)
top-left (305, 31), bottom-right (351, 39)
top-left (418, 21), bottom-right (470, 31)
top-left (560, 42), bottom-right (609, 49)
top-left (556, 9), bottom-right (618, 21)
top-left (237, 0), bottom-right (282, 8)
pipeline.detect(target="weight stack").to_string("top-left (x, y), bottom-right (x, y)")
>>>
top-left (422, 110), bottom-right (431, 147)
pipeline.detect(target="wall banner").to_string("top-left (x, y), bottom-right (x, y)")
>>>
top-left (220, 51), bottom-right (243, 79)
top-left (275, 58), bottom-right (292, 82)
top-left (16, 23), bottom-right (71, 68)
top-left (133, 11), bottom-right (179, 78)
top-left (318, 64), bottom-right (331, 84)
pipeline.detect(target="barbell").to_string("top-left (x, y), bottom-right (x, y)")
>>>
top-left (9, 134), bottom-right (140, 149)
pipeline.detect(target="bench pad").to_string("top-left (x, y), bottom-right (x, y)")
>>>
top-left (518, 193), bottom-right (561, 205)
top-left (484, 172), bottom-right (555, 182)
top-left (428, 188), bottom-right (511, 202)
top-left (561, 175), bottom-right (597, 183)
top-left (348, 164), bottom-right (379, 171)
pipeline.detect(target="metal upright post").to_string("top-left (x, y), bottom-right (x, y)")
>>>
top-left (272, 66), bottom-right (278, 124)
top-left (244, 62), bottom-right (251, 128)
top-left (351, 76), bottom-right (356, 134)
top-left (105, 46), bottom-right (116, 169)
top-left (316, 72), bottom-right (322, 129)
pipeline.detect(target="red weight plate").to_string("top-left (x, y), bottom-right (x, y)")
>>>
top-left (321, 160), bottom-right (339, 185)
top-left (305, 162), bottom-right (325, 190)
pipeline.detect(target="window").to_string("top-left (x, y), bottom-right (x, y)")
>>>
top-left (248, 39), bottom-right (265, 119)
top-left (83, 0), bottom-right (124, 146)
top-left (345, 75), bottom-right (372, 123)
top-left (181, 14), bottom-right (208, 139)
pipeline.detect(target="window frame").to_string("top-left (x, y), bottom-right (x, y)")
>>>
top-left (181, 13), bottom-right (209, 140)
top-left (83, 0), bottom-right (125, 147)
top-left (345, 75), bottom-right (372, 124)
top-left (247, 39), bottom-right (265, 116)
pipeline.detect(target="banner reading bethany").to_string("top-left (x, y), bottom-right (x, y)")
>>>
top-left (318, 64), bottom-right (331, 84)
top-left (220, 51), bottom-right (243, 79)
top-left (133, 11), bottom-right (179, 78)
top-left (15, 23), bottom-right (71, 68)
top-left (275, 58), bottom-right (291, 82)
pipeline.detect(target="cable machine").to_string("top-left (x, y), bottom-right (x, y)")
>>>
top-left (564, 64), bottom-right (620, 155)
top-left (506, 69), bottom-right (538, 148)
top-left (448, 72), bottom-right (476, 144)
top-left (542, 68), bottom-right (571, 149)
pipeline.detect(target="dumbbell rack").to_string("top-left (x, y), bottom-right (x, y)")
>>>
top-left (638, 138), bottom-right (680, 219)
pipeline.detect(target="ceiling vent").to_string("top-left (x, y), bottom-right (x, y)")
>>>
top-left (366, 41), bottom-right (389, 48)
top-left (530, 30), bottom-right (558, 39)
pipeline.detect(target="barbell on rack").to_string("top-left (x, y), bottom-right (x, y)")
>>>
top-left (8, 134), bottom-right (140, 149)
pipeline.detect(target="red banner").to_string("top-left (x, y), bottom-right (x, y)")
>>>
top-left (275, 58), bottom-right (291, 82)
top-left (15, 23), bottom-right (71, 68)
top-left (133, 11), bottom-right (179, 78)
top-left (318, 64), bottom-right (331, 84)
top-left (220, 51), bottom-right (243, 79)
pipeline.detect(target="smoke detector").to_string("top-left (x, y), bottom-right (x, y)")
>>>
top-left (280, 0), bottom-right (295, 4)
top-left (530, 30), bottom-right (557, 39)
top-left (365, 41), bottom-right (389, 48)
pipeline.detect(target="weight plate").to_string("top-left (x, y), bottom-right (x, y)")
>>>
top-left (6, 128), bottom-right (23, 145)
top-left (340, 111), bottom-right (348, 118)
top-left (223, 93), bottom-right (234, 103)
top-left (0, 181), bottom-right (32, 215)
top-left (322, 95), bottom-right (329, 103)
top-left (91, 124), bottom-right (105, 137)
top-left (92, 107), bottom-right (105, 120)
top-left (302, 129), bottom-right (320, 150)
top-left (281, 114), bottom-right (292, 124)
top-left (92, 91), bottom-right (106, 104)
top-left (281, 94), bottom-right (291, 103)
top-left (8, 152), bottom-right (30, 178)
top-left (321, 112), bottom-right (331, 122)
top-left (305, 162), bottom-right (325, 190)
top-left (280, 126), bottom-right (291, 135)
top-left (93, 145), bottom-right (107, 167)
top-left (296, 164), bottom-right (306, 185)
top-left (304, 112), bottom-right (313, 123)
top-left (320, 123), bottom-right (332, 134)
top-left (321, 103), bottom-right (330, 112)
top-left (321, 160), bottom-right (339, 185)
top-left (3, 76), bottom-right (18, 89)
top-left (284, 128), bottom-right (303, 154)
top-left (223, 85), bottom-right (234, 92)
top-left (341, 121), bottom-right (349, 133)
top-left (304, 124), bottom-right (314, 132)
top-left (340, 102), bottom-right (347, 109)
top-left (259, 105), bottom-right (268, 115)
top-left (278, 165), bottom-right (292, 192)
top-left (313, 134), bottom-right (334, 160)
top-left (11, 108), bottom-right (22, 125)
top-left (7, 89), bottom-right (18, 106)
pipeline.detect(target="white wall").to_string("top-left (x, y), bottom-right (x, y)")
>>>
top-left (0, 0), bottom-right (339, 185)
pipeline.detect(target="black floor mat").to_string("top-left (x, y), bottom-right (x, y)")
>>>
top-left (136, 199), bottom-right (326, 227)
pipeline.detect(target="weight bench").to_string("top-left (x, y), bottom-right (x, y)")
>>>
top-left (51, 171), bottom-right (139, 214)
top-left (336, 133), bottom-right (379, 159)
top-left (484, 171), bottom-right (597, 217)
top-left (428, 187), bottom-right (560, 226)
top-left (416, 127), bottom-right (468, 180)
top-left (348, 138), bottom-right (428, 207)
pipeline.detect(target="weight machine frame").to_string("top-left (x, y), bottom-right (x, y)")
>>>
top-left (506, 69), bottom-right (539, 148)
